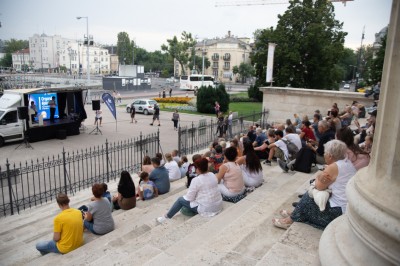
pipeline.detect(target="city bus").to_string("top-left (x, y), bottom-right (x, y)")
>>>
top-left (179, 74), bottom-right (215, 93)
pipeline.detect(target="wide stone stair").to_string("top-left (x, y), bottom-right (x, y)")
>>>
top-left (0, 162), bottom-right (323, 266)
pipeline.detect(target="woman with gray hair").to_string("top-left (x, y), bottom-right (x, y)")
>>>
top-left (272, 140), bottom-right (357, 230)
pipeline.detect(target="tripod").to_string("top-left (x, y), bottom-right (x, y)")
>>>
top-left (89, 119), bottom-right (102, 135)
top-left (15, 119), bottom-right (33, 149)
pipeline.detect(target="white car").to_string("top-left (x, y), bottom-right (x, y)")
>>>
top-left (126, 99), bottom-right (158, 115)
top-left (344, 83), bottom-right (350, 90)
top-left (166, 77), bottom-right (178, 84)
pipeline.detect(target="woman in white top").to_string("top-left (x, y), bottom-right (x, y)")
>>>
top-left (236, 141), bottom-right (263, 188)
top-left (164, 153), bottom-right (181, 181)
top-left (272, 140), bottom-right (357, 230)
top-left (157, 158), bottom-right (222, 222)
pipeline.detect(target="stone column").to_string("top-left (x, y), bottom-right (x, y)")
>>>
top-left (319, 1), bottom-right (400, 265)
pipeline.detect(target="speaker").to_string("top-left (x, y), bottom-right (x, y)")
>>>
top-left (17, 106), bottom-right (29, 120)
top-left (92, 100), bottom-right (100, 111)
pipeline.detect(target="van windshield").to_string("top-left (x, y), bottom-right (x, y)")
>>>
top-left (0, 111), bottom-right (4, 118)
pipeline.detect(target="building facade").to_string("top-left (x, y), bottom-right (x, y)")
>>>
top-left (28, 34), bottom-right (110, 74)
top-left (183, 31), bottom-right (252, 83)
top-left (12, 48), bottom-right (30, 71)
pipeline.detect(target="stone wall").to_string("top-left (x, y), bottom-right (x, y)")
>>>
top-left (259, 87), bottom-right (375, 123)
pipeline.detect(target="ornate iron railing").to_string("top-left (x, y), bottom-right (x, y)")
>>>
top-left (0, 131), bottom-right (160, 217)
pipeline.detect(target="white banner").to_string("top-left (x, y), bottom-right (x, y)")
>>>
top-left (266, 43), bottom-right (277, 83)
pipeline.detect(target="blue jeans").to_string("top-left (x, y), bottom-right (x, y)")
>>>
top-left (166, 196), bottom-right (198, 218)
top-left (36, 240), bottom-right (60, 255)
top-left (84, 220), bottom-right (99, 234)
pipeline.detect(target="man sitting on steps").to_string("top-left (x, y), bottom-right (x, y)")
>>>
top-left (36, 193), bottom-right (83, 255)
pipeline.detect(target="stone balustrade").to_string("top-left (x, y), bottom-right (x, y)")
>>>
top-left (258, 86), bottom-right (374, 123)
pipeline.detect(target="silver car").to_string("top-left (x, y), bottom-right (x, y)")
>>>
top-left (126, 99), bottom-right (158, 115)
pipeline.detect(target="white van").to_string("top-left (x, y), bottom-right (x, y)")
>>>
top-left (0, 89), bottom-right (33, 146)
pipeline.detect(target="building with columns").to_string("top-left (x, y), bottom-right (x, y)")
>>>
top-left (181, 31), bottom-right (252, 83)
top-left (28, 34), bottom-right (110, 74)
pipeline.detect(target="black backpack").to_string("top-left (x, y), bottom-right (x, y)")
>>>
top-left (293, 147), bottom-right (316, 173)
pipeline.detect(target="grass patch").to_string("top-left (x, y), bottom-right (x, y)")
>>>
top-left (229, 102), bottom-right (263, 116)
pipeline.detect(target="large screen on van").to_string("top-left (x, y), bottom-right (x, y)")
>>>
top-left (29, 93), bottom-right (59, 121)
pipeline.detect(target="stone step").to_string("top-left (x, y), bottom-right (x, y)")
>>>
top-left (143, 170), bottom-right (311, 265)
top-left (0, 178), bottom-right (188, 266)
top-left (26, 165), bottom-right (284, 265)
top-left (256, 222), bottom-right (323, 266)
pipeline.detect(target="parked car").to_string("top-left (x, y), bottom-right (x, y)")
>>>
top-left (343, 83), bottom-right (350, 90)
top-left (126, 99), bottom-right (158, 115)
top-left (166, 77), bottom-right (178, 84)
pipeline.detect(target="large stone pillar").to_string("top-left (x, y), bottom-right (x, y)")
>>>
top-left (319, 1), bottom-right (400, 265)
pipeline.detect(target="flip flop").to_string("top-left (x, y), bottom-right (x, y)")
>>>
top-left (272, 218), bottom-right (292, 230)
top-left (279, 209), bottom-right (291, 218)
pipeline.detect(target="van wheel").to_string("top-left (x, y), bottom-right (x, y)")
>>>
top-left (0, 137), bottom-right (4, 147)
top-left (144, 109), bottom-right (149, 115)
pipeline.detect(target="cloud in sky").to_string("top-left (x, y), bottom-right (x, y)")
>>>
top-left (0, 0), bottom-right (392, 51)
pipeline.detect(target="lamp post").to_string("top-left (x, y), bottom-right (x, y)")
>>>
top-left (76, 16), bottom-right (90, 83)
top-left (68, 47), bottom-right (72, 75)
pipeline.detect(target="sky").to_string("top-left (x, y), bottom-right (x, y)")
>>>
top-left (0, 0), bottom-right (392, 51)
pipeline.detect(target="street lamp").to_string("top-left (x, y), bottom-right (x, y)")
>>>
top-left (76, 16), bottom-right (90, 83)
top-left (195, 35), bottom-right (207, 87)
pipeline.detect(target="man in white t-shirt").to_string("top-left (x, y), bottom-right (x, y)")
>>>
top-left (284, 127), bottom-right (302, 151)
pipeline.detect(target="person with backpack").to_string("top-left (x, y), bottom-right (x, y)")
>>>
top-left (278, 120), bottom-right (334, 172)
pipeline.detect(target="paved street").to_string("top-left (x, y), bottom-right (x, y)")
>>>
top-left (0, 79), bottom-right (248, 168)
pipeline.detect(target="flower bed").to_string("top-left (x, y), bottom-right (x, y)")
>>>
top-left (158, 102), bottom-right (197, 112)
top-left (153, 97), bottom-right (193, 104)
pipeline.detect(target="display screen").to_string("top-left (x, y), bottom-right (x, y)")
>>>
top-left (29, 93), bottom-right (59, 121)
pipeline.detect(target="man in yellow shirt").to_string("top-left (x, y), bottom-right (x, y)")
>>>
top-left (36, 193), bottom-right (83, 255)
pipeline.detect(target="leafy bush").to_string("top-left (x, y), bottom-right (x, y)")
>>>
top-left (229, 96), bottom-right (258, 102)
top-left (196, 84), bottom-right (230, 114)
top-left (247, 84), bottom-right (263, 102)
top-left (152, 97), bottom-right (192, 104)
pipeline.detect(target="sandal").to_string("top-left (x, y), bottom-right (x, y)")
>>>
top-left (272, 218), bottom-right (292, 230)
top-left (279, 209), bottom-right (291, 218)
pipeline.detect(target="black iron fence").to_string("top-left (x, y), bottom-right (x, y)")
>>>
top-left (178, 109), bottom-right (269, 155)
top-left (0, 131), bottom-right (160, 217)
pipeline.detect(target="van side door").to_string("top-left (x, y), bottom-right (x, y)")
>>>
top-left (0, 110), bottom-right (24, 142)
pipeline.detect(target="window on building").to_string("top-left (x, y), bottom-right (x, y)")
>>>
top-left (213, 70), bottom-right (218, 78)
top-left (213, 62), bottom-right (218, 68)
top-left (224, 62), bottom-right (230, 69)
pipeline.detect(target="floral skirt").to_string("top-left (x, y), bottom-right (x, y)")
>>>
top-left (290, 193), bottom-right (342, 230)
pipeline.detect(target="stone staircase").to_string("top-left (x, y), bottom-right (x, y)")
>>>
top-left (0, 162), bottom-right (323, 266)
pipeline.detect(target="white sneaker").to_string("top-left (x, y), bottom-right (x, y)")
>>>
top-left (156, 216), bottom-right (168, 224)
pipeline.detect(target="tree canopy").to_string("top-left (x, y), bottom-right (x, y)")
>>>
top-left (0, 39), bottom-right (29, 67)
top-left (251, 0), bottom-right (347, 89)
top-left (161, 31), bottom-right (196, 75)
top-left (117, 32), bottom-right (134, 65)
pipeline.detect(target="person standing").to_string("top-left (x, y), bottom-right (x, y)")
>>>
top-left (130, 103), bottom-right (137, 123)
top-left (162, 89), bottom-right (166, 98)
top-left (48, 96), bottom-right (57, 122)
top-left (150, 104), bottom-right (160, 126)
top-left (30, 100), bottom-right (38, 123)
top-left (36, 193), bottom-right (83, 255)
top-left (227, 111), bottom-right (233, 139)
top-left (169, 88), bottom-right (172, 97)
top-left (214, 101), bottom-right (220, 117)
top-left (94, 109), bottom-right (102, 126)
top-left (172, 109), bottom-right (180, 131)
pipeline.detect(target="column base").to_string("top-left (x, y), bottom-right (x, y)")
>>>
top-left (319, 178), bottom-right (400, 266)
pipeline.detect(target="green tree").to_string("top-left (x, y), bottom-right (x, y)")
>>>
top-left (188, 55), bottom-right (210, 72)
top-left (0, 53), bottom-right (12, 67)
top-left (251, 0), bottom-right (347, 89)
top-left (232, 66), bottom-right (239, 76)
top-left (196, 84), bottom-right (229, 114)
top-left (237, 63), bottom-right (255, 83)
top-left (4, 39), bottom-right (29, 53)
top-left (117, 32), bottom-right (133, 65)
top-left (248, 84), bottom-right (263, 102)
top-left (370, 32), bottom-right (387, 84)
top-left (161, 31), bottom-right (196, 75)
top-left (336, 48), bottom-right (357, 81)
